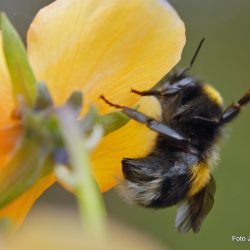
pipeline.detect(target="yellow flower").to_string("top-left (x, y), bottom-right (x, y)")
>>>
top-left (0, 0), bottom-right (185, 228)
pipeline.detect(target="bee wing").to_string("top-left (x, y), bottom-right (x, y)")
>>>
top-left (175, 175), bottom-right (216, 233)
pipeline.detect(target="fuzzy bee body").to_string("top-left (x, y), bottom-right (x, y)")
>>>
top-left (119, 76), bottom-right (223, 233)
top-left (100, 40), bottom-right (250, 233)
top-left (121, 149), bottom-right (200, 208)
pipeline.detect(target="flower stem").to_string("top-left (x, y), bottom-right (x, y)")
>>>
top-left (57, 108), bottom-right (107, 238)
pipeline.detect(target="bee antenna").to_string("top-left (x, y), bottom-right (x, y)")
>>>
top-left (189, 37), bottom-right (206, 69)
top-left (179, 38), bottom-right (206, 76)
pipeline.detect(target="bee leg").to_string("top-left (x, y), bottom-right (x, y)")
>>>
top-left (220, 89), bottom-right (250, 124)
top-left (191, 116), bottom-right (219, 126)
top-left (100, 95), bottom-right (189, 145)
top-left (131, 88), bottom-right (179, 97)
top-left (131, 88), bottom-right (163, 97)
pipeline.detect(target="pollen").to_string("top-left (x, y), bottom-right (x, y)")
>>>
top-left (203, 84), bottom-right (223, 106)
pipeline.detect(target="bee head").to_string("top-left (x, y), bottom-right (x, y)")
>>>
top-left (160, 72), bottom-right (223, 113)
top-left (158, 74), bottom-right (224, 147)
top-left (156, 37), bottom-right (223, 122)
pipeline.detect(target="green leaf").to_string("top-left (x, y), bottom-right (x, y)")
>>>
top-left (1, 13), bottom-right (36, 106)
top-left (98, 104), bottom-right (139, 136)
top-left (99, 111), bottom-right (130, 136)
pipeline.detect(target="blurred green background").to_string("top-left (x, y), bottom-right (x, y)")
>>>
top-left (1, 0), bottom-right (250, 249)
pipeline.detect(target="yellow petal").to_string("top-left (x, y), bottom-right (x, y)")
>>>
top-left (92, 96), bottom-right (161, 192)
top-left (0, 174), bottom-right (55, 230)
top-left (28, 0), bottom-right (185, 113)
top-left (0, 34), bottom-right (15, 127)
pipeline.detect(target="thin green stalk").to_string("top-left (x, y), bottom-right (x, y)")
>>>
top-left (57, 108), bottom-right (107, 238)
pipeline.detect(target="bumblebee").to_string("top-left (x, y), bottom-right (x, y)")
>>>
top-left (100, 39), bottom-right (250, 233)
